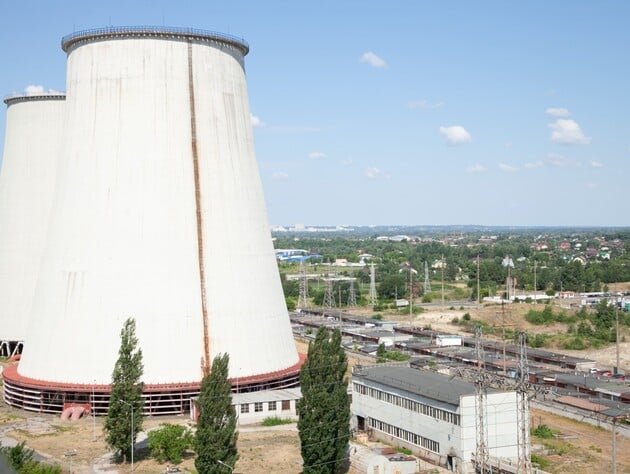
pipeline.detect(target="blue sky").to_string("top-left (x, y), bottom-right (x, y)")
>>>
top-left (1, 1), bottom-right (628, 227)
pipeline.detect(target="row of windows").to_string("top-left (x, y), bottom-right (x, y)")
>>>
top-left (354, 382), bottom-right (461, 426)
top-left (240, 399), bottom-right (292, 414)
top-left (368, 417), bottom-right (440, 453)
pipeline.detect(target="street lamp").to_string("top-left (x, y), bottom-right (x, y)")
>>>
top-left (64, 449), bottom-right (77, 473)
top-left (217, 459), bottom-right (234, 472)
top-left (119, 400), bottom-right (135, 471)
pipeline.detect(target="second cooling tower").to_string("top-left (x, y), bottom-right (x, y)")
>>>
top-left (0, 94), bottom-right (65, 356)
top-left (6, 27), bottom-right (300, 413)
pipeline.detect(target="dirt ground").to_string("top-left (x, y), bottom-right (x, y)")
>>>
top-left (2, 296), bottom-right (630, 473)
top-left (529, 407), bottom-right (630, 474)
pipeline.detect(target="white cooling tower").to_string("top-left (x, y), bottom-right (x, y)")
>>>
top-left (5, 27), bottom-right (301, 414)
top-left (0, 93), bottom-right (65, 356)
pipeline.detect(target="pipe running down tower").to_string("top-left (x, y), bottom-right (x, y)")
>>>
top-left (0, 93), bottom-right (65, 357)
top-left (4, 27), bottom-right (301, 414)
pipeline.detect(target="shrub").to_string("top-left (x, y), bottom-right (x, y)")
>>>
top-left (396, 446), bottom-right (412, 455)
top-left (261, 416), bottom-right (294, 427)
top-left (462, 313), bottom-right (471, 321)
top-left (148, 423), bottom-right (193, 464)
top-left (532, 424), bottom-right (555, 439)
top-left (422, 295), bottom-right (432, 303)
top-left (372, 314), bottom-right (383, 321)
top-left (531, 454), bottom-right (551, 470)
top-left (451, 317), bottom-right (460, 324)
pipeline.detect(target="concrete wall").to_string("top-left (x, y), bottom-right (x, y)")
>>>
top-left (0, 95), bottom-right (65, 343)
top-left (18, 29), bottom-right (298, 386)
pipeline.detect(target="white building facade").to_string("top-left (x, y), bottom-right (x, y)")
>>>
top-left (351, 366), bottom-right (518, 473)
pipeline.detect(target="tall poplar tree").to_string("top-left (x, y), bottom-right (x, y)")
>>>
top-left (104, 318), bottom-right (144, 462)
top-left (298, 327), bottom-right (350, 474)
top-left (195, 353), bottom-right (239, 474)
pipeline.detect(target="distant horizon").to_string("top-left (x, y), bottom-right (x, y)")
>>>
top-left (270, 223), bottom-right (630, 231)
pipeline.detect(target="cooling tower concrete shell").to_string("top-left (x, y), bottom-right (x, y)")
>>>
top-left (6, 27), bottom-right (300, 413)
top-left (0, 94), bottom-right (65, 355)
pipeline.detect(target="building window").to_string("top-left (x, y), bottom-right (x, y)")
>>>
top-left (240, 404), bottom-right (249, 414)
top-left (282, 400), bottom-right (291, 411)
top-left (268, 401), bottom-right (277, 411)
top-left (254, 402), bottom-right (263, 412)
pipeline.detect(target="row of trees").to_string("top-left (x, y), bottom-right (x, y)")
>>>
top-left (278, 235), bottom-right (630, 304)
top-left (106, 319), bottom-right (350, 474)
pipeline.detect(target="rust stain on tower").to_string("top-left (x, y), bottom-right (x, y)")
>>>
top-left (187, 39), bottom-right (211, 377)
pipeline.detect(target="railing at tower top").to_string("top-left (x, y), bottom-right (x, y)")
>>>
top-left (61, 26), bottom-right (249, 54)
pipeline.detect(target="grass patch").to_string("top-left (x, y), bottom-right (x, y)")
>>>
top-left (531, 454), bottom-right (551, 470)
top-left (260, 416), bottom-right (294, 427)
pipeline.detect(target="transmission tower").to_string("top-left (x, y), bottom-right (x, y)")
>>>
top-left (368, 262), bottom-right (377, 308)
top-left (424, 261), bottom-right (431, 292)
top-left (516, 332), bottom-right (532, 474)
top-left (474, 326), bottom-right (490, 474)
top-left (323, 278), bottom-right (335, 310)
top-left (297, 259), bottom-right (309, 309)
top-left (347, 279), bottom-right (357, 307)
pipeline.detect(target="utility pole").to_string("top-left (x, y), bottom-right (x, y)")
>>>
top-left (476, 254), bottom-right (480, 305)
top-left (474, 326), bottom-right (489, 474)
top-left (368, 262), bottom-right (377, 308)
top-left (516, 332), bottom-right (532, 474)
top-left (347, 279), bottom-right (357, 307)
top-left (441, 254), bottom-right (445, 307)
top-left (323, 278), bottom-right (335, 312)
top-left (424, 261), bottom-right (431, 293)
top-left (616, 303), bottom-right (620, 373)
top-left (298, 259), bottom-right (309, 309)
top-left (533, 260), bottom-right (537, 304)
top-left (612, 416), bottom-right (617, 474)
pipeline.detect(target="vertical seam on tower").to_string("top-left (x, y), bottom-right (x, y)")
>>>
top-left (188, 40), bottom-right (211, 376)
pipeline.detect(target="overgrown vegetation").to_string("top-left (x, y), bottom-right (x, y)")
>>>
top-left (260, 416), bottom-right (294, 427)
top-left (148, 423), bottom-right (194, 464)
top-left (376, 343), bottom-right (410, 363)
top-left (531, 424), bottom-right (555, 439)
top-left (1, 442), bottom-right (62, 473)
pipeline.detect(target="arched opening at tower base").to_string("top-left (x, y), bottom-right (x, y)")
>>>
top-left (2, 354), bottom-right (304, 416)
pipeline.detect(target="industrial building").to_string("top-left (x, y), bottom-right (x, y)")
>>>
top-left (351, 365), bottom-right (519, 474)
top-left (3, 26), bottom-right (300, 414)
top-left (0, 93), bottom-right (65, 357)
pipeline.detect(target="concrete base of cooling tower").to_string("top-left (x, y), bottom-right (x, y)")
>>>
top-left (2, 354), bottom-right (304, 415)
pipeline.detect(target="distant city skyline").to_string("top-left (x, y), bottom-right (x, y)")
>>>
top-left (1, 1), bottom-right (628, 227)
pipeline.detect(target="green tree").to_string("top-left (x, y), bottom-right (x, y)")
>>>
top-left (148, 423), bottom-right (194, 464)
top-left (298, 327), bottom-right (350, 474)
top-left (195, 353), bottom-right (239, 474)
top-left (104, 318), bottom-right (144, 462)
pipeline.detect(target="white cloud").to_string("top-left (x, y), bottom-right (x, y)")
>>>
top-left (586, 182), bottom-right (597, 189)
top-left (466, 163), bottom-right (485, 173)
top-left (365, 167), bottom-right (383, 179)
top-left (250, 113), bottom-right (264, 127)
top-left (341, 158), bottom-right (354, 165)
top-left (547, 152), bottom-right (578, 167)
top-left (406, 100), bottom-right (443, 110)
top-left (546, 107), bottom-right (570, 118)
top-left (549, 119), bottom-right (591, 144)
top-left (499, 163), bottom-right (519, 172)
top-left (271, 171), bottom-right (289, 180)
top-left (439, 125), bottom-right (472, 145)
top-left (24, 84), bottom-right (45, 95)
top-left (524, 161), bottom-right (544, 169)
top-left (590, 160), bottom-right (603, 168)
top-left (308, 151), bottom-right (327, 160)
top-left (360, 52), bottom-right (387, 68)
